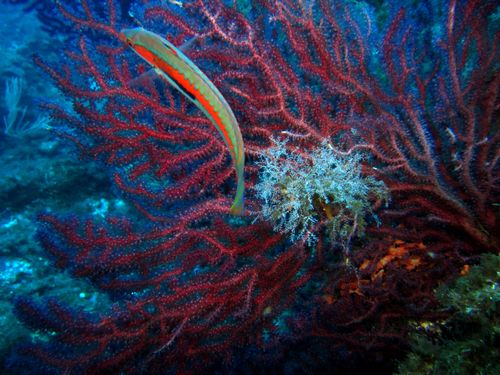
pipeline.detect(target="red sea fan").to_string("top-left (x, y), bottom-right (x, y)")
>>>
top-left (10, 0), bottom-right (498, 373)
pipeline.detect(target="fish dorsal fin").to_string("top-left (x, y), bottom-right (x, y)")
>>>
top-left (178, 35), bottom-right (198, 52)
top-left (159, 34), bottom-right (198, 56)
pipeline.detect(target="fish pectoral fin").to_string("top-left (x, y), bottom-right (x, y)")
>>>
top-left (127, 68), bottom-right (160, 88)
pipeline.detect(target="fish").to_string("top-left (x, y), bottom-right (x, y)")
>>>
top-left (120, 27), bottom-right (245, 215)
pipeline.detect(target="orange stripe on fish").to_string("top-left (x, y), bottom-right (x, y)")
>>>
top-left (120, 27), bottom-right (245, 214)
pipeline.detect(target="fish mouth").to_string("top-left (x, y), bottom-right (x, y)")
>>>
top-left (118, 30), bottom-right (128, 44)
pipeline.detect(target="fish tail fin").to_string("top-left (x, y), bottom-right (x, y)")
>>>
top-left (230, 177), bottom-right (245, 215)
top-left (230, 201), bottom-right (244, 216)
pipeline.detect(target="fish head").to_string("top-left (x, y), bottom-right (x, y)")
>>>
top-left (119, 27), bottom-right (143, 47)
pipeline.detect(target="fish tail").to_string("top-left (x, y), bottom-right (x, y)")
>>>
top-left (230, 175), bottom-right (245, 215)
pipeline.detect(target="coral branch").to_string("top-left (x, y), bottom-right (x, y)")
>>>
top-left (9, 0), bottom-right (498, 373)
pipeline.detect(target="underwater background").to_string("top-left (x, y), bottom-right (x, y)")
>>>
top-left (0, 0), bottom-right (498, 374)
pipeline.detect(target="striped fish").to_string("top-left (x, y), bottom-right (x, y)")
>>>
top-left (120, 27), bottom-right (245, 215)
